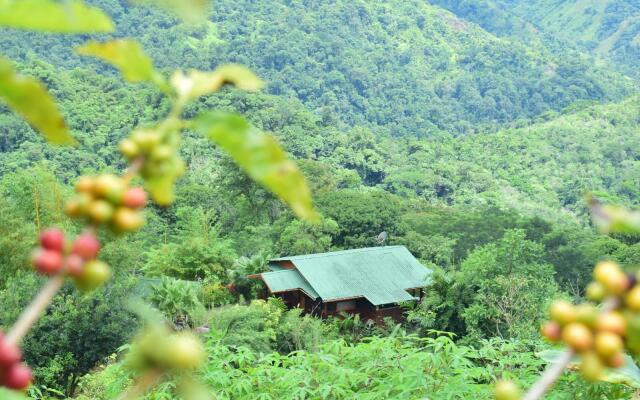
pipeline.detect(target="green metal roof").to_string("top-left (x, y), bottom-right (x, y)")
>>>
top-left (261, 269), bottom-right (319, 299)
top-left (270, 246), bottom-right (431, 306)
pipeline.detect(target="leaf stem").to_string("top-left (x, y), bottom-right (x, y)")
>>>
top-left (5, 274), bottom-right (66, 346)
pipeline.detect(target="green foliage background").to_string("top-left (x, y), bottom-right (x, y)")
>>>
top-left (0, 0), bottom-right (640, 398)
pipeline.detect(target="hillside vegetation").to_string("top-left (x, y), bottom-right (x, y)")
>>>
top-left (0, 0), bottom-right (636, 137)
top-left (0, 0), bottom-right (639, 399)
top-left (432, 0), bottom-right (640, 77)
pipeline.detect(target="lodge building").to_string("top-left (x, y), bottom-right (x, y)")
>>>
top-left (250, 246), bottom-right (431, 322)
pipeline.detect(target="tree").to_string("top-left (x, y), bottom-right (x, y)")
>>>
top-left (318, 189), bottom-right (404, 248)
top-left (275, 217), bottom-right (338, 256)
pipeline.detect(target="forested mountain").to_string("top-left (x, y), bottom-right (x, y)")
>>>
top-left (431, 0), bottom-right (640, 78)
top-left (1, 62), bottom-right (637, 225)
top-left (385, 96), bottom-right (640, 219)
top-left (1, 1), bottom-right (640, 399)
top-left (0, 0), bottom-right (636, 137)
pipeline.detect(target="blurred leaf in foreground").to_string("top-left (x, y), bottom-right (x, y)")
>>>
top-left (171, 64), bottom-right (263, 104)
top-left (76, 40), bottom-right (166, 87)
top-left (193, 111), bottom-right (318, 221)
top-left (130, 0), bottom-right (209, 23)
top-left (0, 0), bottom-right (114, 32)
top-left (589, 196), bottom-right (640, 234)
top-left (0, 58), bottom-right (73, 145)
top-left (0, 388), bottom-right (29, 400)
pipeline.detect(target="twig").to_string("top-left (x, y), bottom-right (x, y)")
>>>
top-left (522, 298), bottom-right (619, 400)
top-left (522, 349), bottom-right (574, 400)
top-left (5, 274), bottom-right (66, 346)
top-left (123, 157), bottom-right (144, 183)
top-left (116, 369), bottom-right (163, 400)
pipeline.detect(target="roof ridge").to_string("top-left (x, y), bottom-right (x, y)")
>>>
top-left (271, 245), bottom-right (407, 262)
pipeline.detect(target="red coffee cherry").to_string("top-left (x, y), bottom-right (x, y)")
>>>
top-left (72, 233), bottom-right (101, 260)
top-left (606, 352), bottom-right (625, 368)
top-left (0, 339), bottom-right (22, 367)
top-left (4, 363), bottom-right (32, 390)
top-left (541, 321), bottom-right (561, 342)
top-left (122, 187), bottom-right (147, 209)
top-left (65, 254), bottom-right (85, 278)
top-left (32, 249), bottom-right (64, 275)
top-left (39, 228), bottom-right (64, 252)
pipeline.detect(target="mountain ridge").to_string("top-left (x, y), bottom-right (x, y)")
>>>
top-left (0, 0), bottom-right (635, 138)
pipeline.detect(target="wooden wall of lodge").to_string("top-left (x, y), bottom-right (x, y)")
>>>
top-left (261, 287), bottom-right (424, 323)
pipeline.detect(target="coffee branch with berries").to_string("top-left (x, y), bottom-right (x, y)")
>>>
top-left (495, 203), bottom-right (640, 400)
top-left (0, 32), bottom-right (319, 395)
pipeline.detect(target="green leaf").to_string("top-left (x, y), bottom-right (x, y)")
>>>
top-left (211, 64), bottom-right (264, 91)
top-left (0, 58), bottom-right (73, 145)
top-left (145, 174), bottom-right (179, 207)
top-left (76, 40), bottom-right (165, 86)
top-left (130, 0), bottom-right (209, 22)
top-left (589, 197), bottom-right (640, 235)
top-left (599, 355), bottom-right (640, 388)
top-left (0, 0), bottom-right (114, 32)
top-left (193, 111), bottom-right (318, 221)
top-left (0, 388), bottom-right (29, 400)
top-left (171, 64), bottom-right (263, 103)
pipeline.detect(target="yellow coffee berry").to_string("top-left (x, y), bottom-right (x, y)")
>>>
top-left (596, 312), bottom-right (627, 336)
top-left (549, 300), bottom-right (576, 326)
top-left (576, 304), bottom-right (598, 328)
top-left (75, 176), bottom-right (95, 193)
top-left (580, 351), bottom-right (604, 382)
top-left (493, 380), bottom-right (521, 400)
top-left (626, 286), bottom-right (640, 311)
top-left (112, 208), bottom-right (144, 232)
top-left (594, 261), bottom-right (628, 295)
top-left (585, 282), bottom-right (607, 302)
top-left (160, 333), bottom-right (205, 370)
top-left (118, 139), bottom-right (139, 159)
top-left (74, 260), bottom-right (111, 292)
top-left (594, 332), bottom-right (623, 359)
top-left (562, 323), bottom-right (593, 352)
top-left (88, 200), bottom-right (114, 224)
